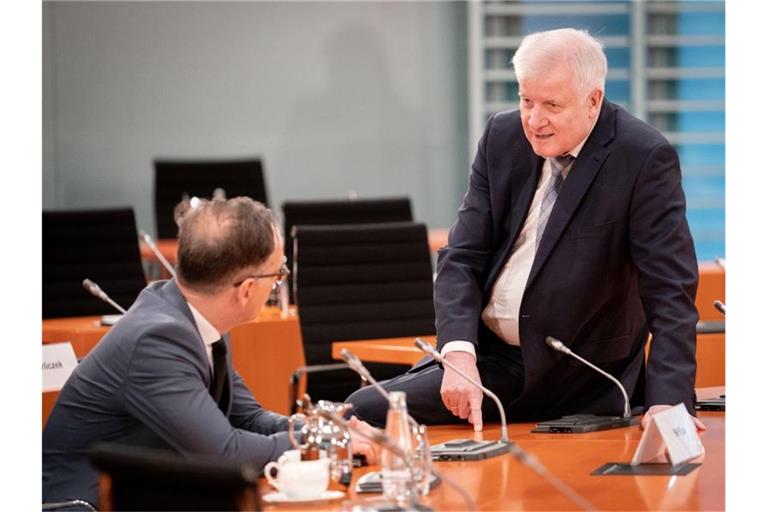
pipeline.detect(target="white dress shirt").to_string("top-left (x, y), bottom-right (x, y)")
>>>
top-left (187, 302), bottom-right (222, 369)
top-left (441, 128), bottom-right (595, 359)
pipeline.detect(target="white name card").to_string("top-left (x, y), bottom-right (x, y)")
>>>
top-left (42, 342), bottom-right (78, 392)
top-left (632, 403), bottom-right (705, 466)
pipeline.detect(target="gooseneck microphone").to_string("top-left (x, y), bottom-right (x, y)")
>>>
top-left (139, 229), bottom-right (176, 278)
top-left (414, 338), bottom-right (595, 510)
top-left (340, 348), bottom-right (420, 430)
top-left (414, 338), bottom-right (509, 443)
top-left (714, 300), bottom-right (726, 316)
top-left (315, 408), bottom-right (477, 512)
top-left (340, 349), bottom-right (393, 405)
top-left (82, 278), bottom-right (127, 314)
top-left (545, 336), bottom-right (631, 418)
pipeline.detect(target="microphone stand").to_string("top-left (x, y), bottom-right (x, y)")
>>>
top-left (339, 349), bottom-right (420, 429)
top-left (82, 278), bottom-right (127, 326)
top-left (344, 345), bottom-right (595, 511)
top-left (413, 338), bottom-right (511, 461)
top-left (532, 336), bottom-right (637, 433)
top-left (693, 301), bottom-right (726, 411)
top-left (324, 396), bottom-right (595, 511)
top-left (713, 300), bottom-right (726, 316)
top-left (414, 339), bottom-right (596, 510)
top-left (139, 230), bottom-right (176, 278)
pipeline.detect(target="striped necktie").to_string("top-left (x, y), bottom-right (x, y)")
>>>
top-left (536, 154), bottom-right (575, 250)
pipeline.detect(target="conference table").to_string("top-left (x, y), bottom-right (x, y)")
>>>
top-left (42, 306), bottom-right (304, 426)
top-left (259, 390), bottom-right (724, 510)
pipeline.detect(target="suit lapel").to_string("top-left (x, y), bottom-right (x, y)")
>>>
top-left (525, 101), bottom-right (617, 290)
top-left (488, 152), bottom-right (542, 287)
top-left (160, 279), bottom-right (222, 398)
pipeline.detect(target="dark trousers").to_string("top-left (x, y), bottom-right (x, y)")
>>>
top-left (345, 343), bottom-right (525, 428)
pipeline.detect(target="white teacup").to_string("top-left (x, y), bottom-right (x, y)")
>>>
top-left (264, 457), bottom-right (330, 499)
top-left (276, 449), bottom-right (302, 464)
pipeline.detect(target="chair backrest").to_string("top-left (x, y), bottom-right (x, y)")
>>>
top-left (153, 158), bottom-right (269, 238)
top-left (42, 208), bottom-right (147, 318)
top-left (90, 443), bottom-right (261, 511)
top-left (282, 197), bottom-right (412, 301)
top-left (292, 221), bottom-right (435, 402)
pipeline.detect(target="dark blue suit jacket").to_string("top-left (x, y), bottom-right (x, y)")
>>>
top-left (434, 100), bottom-right (699, 421)
top-left (43, 280), bottom-right (294, 506)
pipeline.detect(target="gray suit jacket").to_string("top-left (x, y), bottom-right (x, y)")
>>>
top-left (43, 279), bottom-right (293, 506)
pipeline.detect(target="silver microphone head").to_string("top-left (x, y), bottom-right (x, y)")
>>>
top-left (544, 336), bottom-right (565, 352)
top-left (82, 278), bottom-right (101, 295)
top-left (339, 348), bottom-right (364, 371)
top-left (339, 348), bottom-right (373, 381)
top-left (339, 348), bottom-right (357, 364)
top-left (414, 338), bottom-right (437, 357)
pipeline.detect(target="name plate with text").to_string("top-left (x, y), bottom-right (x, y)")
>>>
top-left (632, 403), bottom-right (705, 466)
top-left (42, 342), bottom-right (78, 392)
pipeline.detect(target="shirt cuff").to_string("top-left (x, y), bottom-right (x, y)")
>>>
top-left (440, 341), bottom-right (477, 360)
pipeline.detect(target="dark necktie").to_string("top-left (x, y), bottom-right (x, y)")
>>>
top-left (536, 154), bottom-right (575, 250)
top-left (211, 339), bottom-right (229, 412)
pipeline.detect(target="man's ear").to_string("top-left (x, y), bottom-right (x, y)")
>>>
top-left (588, 88), bottom-right (604, 117)
top-left (233, 279), bottom-right (254, 307)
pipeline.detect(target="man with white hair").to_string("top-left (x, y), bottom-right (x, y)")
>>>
top-left (348, 28), bottom-right (703, 432)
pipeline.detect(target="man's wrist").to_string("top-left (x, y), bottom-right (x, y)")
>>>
top-left (440, 341), bottom-right (477, 360)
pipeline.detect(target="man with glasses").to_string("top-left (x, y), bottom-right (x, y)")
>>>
top-left (44, 197), bottom-right (380, 508)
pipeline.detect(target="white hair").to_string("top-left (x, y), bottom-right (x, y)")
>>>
top-left (512, 28), bottom-right (607, 97)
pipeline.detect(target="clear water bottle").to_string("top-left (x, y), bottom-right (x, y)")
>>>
top-left (381, 391), bottom-right (414, 504)
top-left (277, 279), bottom-right (290, 318)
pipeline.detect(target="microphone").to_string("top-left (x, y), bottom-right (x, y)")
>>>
top-left (315, 408), bottom-right (477, 512)
top-left (545, 337), bottom-right (630, 418)
top-left (412, 338), bottom-right (510, 462)
top-left (339, 350), bottom-right (596, 511)
top-left (534, 336), bottom-right (636, 434)
top-left (340, 349), bottom-right (392, 398)
top-left (340, 349), bottom-right (420, 431)
top-left (139, 229), bottom-right (176, 278)
top-left (714, 300), bottom-right (726, 316)
top-left (410, 338), bottom-right (596, 509)
top-left (340, 349), bottom-right (406, 408)
top-left (82, 278), bottom-right (127, 314)
top-left (414, 338), bottom-right (509, 443)
top-left (714, 257), bottom-right (726, 270)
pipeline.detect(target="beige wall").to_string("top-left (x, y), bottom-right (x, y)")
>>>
top-left (43, 1), bottom-right (470, 234)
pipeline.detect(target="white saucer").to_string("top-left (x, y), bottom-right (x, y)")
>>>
top-left (262, 490), bottom-right (345, 504)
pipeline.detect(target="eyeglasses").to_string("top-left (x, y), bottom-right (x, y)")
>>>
top-left (232, 262), bottom-right (291, 289)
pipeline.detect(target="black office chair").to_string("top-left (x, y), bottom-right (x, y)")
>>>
top-left (292, 221), bottom-right (435, 402)
top-left (154, 157), bottom-right (269, 238)
top-left (90, 443), bottom-right (261, 511)
top-left (42, 208), bottom-right (147, 318)
top-left (281, 197), bottom-right (412, 302)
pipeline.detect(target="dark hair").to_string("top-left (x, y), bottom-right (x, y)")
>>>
top-left (175, 197), bottom-right (277, 293)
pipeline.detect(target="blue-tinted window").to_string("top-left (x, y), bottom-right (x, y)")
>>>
top-left (678, 111), bottom-right (725, 132)
top-left (478, 1), bottom-right (725, 261)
